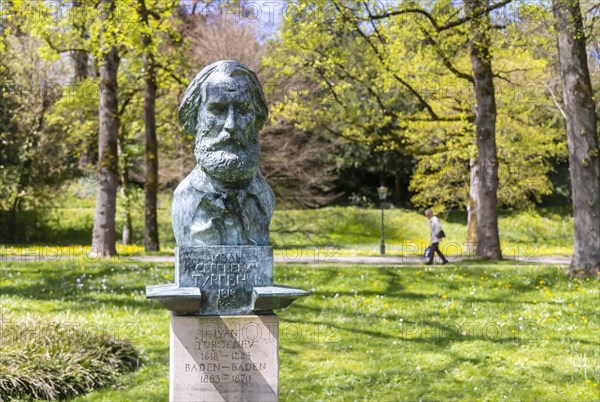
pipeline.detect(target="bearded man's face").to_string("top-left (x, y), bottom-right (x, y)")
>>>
top-left (194, 73), bottom-right (260, 185)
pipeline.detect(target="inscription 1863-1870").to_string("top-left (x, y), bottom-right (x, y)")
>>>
top-left (175, 246), bottom-right (273, 315)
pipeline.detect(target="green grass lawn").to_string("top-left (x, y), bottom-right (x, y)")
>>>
top-left (22, 195), bottom-right (575, 258)
top-left (1, 260), bottom-right (598, 401)
top-left (2, 181), bottom-right (573, 257)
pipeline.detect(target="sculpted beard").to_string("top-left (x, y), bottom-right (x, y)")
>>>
top-left (195, 122), bottom-right (260, 184)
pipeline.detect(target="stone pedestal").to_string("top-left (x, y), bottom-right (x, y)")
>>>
top-left (170, 314), bottom-right (278, 402)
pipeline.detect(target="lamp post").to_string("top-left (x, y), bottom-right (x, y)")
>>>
top-left (377, 185), bottom-right (388, 255)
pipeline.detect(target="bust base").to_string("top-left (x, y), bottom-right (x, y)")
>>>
top-left (146, 246), bottom-right (308, 315)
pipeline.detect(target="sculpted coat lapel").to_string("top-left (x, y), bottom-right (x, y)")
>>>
top-left (172, 166), bottom-right (275, 246)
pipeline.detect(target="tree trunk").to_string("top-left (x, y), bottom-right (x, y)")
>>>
top-left (70, 0), bottom-right (92, 167)
top-left (553, 0), bottom-right (600, 278)
top-left (71, 1), bottom-right (89, 82)
top-left (466, 157), bottom-right (479, 255)
top-left (91, 0), bottom-right (119, 257)
top-left (143, 68), bottom-right (160, 251)
top-left (71, 50), bottom-right (88, 82)
top-left (466, 0), bottom-right (502, 260)
top-left (140, 0), bottom-right (160, 251)
top-left (118, 139), bottom-right (133, 245)
top-left (394, 175), bottom-right (402, 207)
top-left (121, 183), bottom-right (133, 245)
top-left (8, 196), bottom-right (21, 243)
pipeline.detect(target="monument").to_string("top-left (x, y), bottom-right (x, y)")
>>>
top-left (146, 61), bottom-right (308, 401)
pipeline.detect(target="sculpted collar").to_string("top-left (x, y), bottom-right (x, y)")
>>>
top-left (189, 166), bottom-right (265, 209)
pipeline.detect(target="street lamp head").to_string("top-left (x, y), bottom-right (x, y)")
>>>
top-left (377, 186), bottom-right (388, 201)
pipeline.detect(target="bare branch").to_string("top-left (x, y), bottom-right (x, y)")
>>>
top-left (419, 27), bottom-right (474, 83)
top-left (43, 35), bottom-right (87, 53)
top-left (155, 61), bottom-right (187, 85)
top-left (545, 82), bottom-right (567, 120)
top-left (365, 0), bottom-right (514, 32)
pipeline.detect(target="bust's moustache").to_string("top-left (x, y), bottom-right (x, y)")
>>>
top-left (203, 133), bottom-right (250, 152)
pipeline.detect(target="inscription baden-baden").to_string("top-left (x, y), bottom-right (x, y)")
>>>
top-left (183, 321), bottom-right (276, 385)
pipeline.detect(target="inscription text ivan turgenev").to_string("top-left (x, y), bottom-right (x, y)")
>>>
top-left (172, 60), bottom-right (274, 247)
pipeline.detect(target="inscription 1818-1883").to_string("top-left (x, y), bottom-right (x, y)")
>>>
top-left (175, 246), bottom-right (273, 315)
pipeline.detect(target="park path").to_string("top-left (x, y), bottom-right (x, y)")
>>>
top-left (126, 255), bottom-right (570, 265)
top-left (0, 253), bottom-right (570, 265)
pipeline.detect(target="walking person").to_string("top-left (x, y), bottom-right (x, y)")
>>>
top-left (424, 209), bottom-right (449, 265)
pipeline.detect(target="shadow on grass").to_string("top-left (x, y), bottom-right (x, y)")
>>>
top-left (284, 303), bottom-right (529, 346)
top-left (1, 284), bottom-right (151, 311)
top-left (445, 210), bottom-right (468, 225)
top-left (0, 262), bottom-right (166, 312)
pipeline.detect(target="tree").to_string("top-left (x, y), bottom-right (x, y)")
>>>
top-left (466, 0), bottom-right (502, 259)
top-left (367, 0), bottom-right (506, 258)
top-left (91, 0), bottom-right (120, 257)
top-left (553, 0), bottom-right (600, 277)
top-left (139, 0), bottom-right (160, 251)
top-left (266, 1), bottom-right (563, 252)
top-left (109, 0), bottom-right (182, 249)
top-left (70, 1), bottom-right (90, 82)
top-left (0, 7), bottom-right (75, 243)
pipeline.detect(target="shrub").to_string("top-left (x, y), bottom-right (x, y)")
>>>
top-left (0, 316), bottom-right (140, 401)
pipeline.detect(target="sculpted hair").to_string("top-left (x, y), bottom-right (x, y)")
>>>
top-left (178, 60), bottom-right (268, 135)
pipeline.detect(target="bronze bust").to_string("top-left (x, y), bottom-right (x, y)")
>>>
top-left (172, 61), bottom-right (274, 246)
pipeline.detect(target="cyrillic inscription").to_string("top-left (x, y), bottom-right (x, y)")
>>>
top-left (176, 246), bottom-right (273, 315)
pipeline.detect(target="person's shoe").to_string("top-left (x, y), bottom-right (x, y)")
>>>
top-left (425, 262), bottom-right (433, 265)
top-left (441, 260), bottom-right (449, 265)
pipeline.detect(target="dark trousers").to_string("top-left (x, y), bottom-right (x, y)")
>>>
top-left (428, 242), bottom-right (448, 264)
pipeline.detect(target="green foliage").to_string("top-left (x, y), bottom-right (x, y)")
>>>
top-left (396, 1), bottom-right (567, 211)
top-left (499, 209), bottom-right (574, 247)
top-left (3, 0), bottom-right (188, 248)
top-left (407, 122), bottom-right (474, 211)
top-left (265, 1), bottom-right (567, 211)
top-left (45, 78), bottom-right (100, 165)
top-left (35, 0), bottom-right (185, 173)
top-left (266, 1), bottom-right (414, 140)
top-left (0, 314), bottom-right (140, 401)
top-left (0, 33), bottom-right (75, 241)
